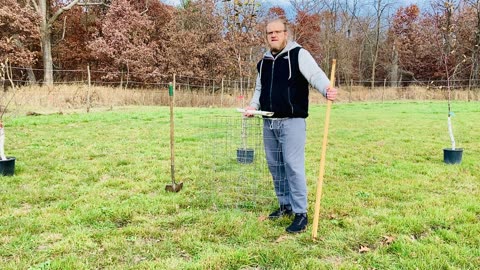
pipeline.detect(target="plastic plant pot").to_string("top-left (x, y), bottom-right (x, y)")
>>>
top-left (0, 157), bottom-right (15, 176)
top-left (443, 148), bottom-right (463, 164)
top-left (237, 148), bottom-right (254, 164)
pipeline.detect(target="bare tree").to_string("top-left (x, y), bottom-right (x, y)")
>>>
top-left (369, 0), bottom-right (395, 88)
top-left (220, 0), bottom-right (262, 78)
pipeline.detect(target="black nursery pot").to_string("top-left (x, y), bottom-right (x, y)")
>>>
top-left (237, 148), bottom-right (254, 164)
top-left (0, 157), bottom-right (16, 176)
top-left (443, 148), bottom-right (463, 164)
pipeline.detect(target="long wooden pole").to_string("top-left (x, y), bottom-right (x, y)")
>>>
top-left (312, 59), bottom-right (336, 239)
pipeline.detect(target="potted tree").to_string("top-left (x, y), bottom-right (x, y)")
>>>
top-left (443, 90), bottom-right (463, 164)
top-left (438, 1), bottom-right (463, 164)
top-left (0, 122), bottom-right (16, 176)
top-left (235, 108), bottom-right (274, 164)
top-left (236, 116), bottom-right (254, 164)
top-left (0, 60), bottom-right (17, 176)
top-left (236, 93), bottom-right (254, 164)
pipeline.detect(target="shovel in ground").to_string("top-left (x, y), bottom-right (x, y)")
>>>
top-left (165, 80), bottom-right (183, 192)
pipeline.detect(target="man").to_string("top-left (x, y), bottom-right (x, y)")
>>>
top-left (244, 19), bottom-right (337, 233)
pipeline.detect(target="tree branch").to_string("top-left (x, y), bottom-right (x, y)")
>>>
top-left (62, 16), bottom-right (67, 40)
top-left (48, 0), bottom-right (80, 26)
top-left (30, 0), bottom-right (39, 13)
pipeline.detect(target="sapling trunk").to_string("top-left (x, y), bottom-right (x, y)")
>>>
top-left (447, 76), bottom-right (455, 150)
top-left (240, 81), bottom-right (247, 150)
top-left (448, 114), bottom-right (456, 150)
top-left (241, 117), bottom-right (247, 149)
top-left (0, 123), bottom-right (6, 160)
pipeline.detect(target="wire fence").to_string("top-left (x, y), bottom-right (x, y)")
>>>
top-left (7, 65), bottom-right (480, 89)
top-left (1, 66), bottom-right (479, 116)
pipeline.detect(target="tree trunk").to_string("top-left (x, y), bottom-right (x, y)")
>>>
top-left (370, 0), bottom-right (382, 89)
top-left (36, 0), bottom-right (82, 86)
top-left (27, 67), bottom-right (37, 84)
top-left (470, 1), bottom-right (480, 88)
top-left (40, 0), bottom-right (54, 86)
top-left (390, 44), bottom-right (399, 87)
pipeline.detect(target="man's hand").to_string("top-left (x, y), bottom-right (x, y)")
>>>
top-left (243, 106), bottom-right (257, 117)
top-left (326, 87), bottom-right (337, 101)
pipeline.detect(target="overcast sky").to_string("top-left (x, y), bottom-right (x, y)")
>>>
top-left (161, 0), bottom-right (427, 8)
top-left (160, 0), bottom-right (431, 20)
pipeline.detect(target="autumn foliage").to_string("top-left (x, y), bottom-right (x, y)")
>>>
top-left (1, 1), bottom-right (480, 87)
top-left (0, 0), bottom-right (40, 67)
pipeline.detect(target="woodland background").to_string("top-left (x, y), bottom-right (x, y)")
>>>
top-left (1, 0), bottom-right (480, 91)
top-left (1, 3), bottom-right (480, 268)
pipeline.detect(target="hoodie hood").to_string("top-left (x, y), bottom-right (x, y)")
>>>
top-left (259, 41), bottom-right (302, 80)
top-left (263, 41), bottom-right (302, 59)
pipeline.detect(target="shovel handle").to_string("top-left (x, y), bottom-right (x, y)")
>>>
top-left (169, 81), bottom-right (175, 183)
top-left (169, 82), bottom-right (174, 97)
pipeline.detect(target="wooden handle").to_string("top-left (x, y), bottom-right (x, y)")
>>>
top-left (170, 75), bottom-right (175, 183)
top-left (312, 59), bottom-right (336, 239)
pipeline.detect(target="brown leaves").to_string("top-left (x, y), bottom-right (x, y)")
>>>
top-left (293, 11), bottom-right (323, 62)
top-left (274, 235), bottom-right (292, 243)
top-left (88, 0), bottom-right (159, 82)
top-left (358, 235), bottom-right (395, 254)
top-left (258, 215), bottom-right (268, 222)
top-left (381, 235), bottom-right (395, 245)
top-left (358, 245), bottom-right (371, 253)
top-left (0, 0), bottom-right (40, 66)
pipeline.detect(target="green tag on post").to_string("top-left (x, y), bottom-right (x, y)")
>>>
top-left (168, 83), bottom-right (174, 97)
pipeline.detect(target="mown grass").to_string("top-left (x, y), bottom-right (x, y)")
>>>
top-left (0, 101), bottom-right (479, 269)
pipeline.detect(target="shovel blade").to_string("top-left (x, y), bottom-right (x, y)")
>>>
top-left (165, 182), bottom-right (183, 192)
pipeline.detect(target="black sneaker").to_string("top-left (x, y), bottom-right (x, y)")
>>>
top-left (286, 213), bottom-right (308, 233)
top-left (268, 205), bottom-right (293, 219)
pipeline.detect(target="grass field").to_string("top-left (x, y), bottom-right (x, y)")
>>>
top-left (0, 101), bottom-right (479, 269)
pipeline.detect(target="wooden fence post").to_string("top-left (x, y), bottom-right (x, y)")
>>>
top-left (203, 82), bottom-right (206, 102)
top-left (349, 79), bottom-right (353, 103)
top-left (383, 78), bottom-right (386, 103)
top-left (221, 77), bottom-right (224, 107)
top-left (87, 65), bottom-right (91, 112)
top-left (468, 81), bottom-right (471, 102)
top-left (235, 80), bottom-right (238, 100)
top-left (212, 80), bottom-right (215, 107)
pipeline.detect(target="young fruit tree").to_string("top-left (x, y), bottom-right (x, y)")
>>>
top-left (0, 60), bottom-right (17, 175)
top-left (435, 0), bottom-right (465, 164)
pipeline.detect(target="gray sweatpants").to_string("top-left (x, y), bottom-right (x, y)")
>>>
top-left (263, 118), bottom-right (307, 214)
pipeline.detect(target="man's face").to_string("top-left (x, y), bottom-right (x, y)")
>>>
top-left (266, 21), bottom-right (288, 53)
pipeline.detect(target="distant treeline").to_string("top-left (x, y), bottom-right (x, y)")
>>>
top-left (2, 0), bottom-right (480, 88)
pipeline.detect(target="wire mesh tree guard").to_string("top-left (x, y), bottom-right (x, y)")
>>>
top-left (201, 115), bottom-right (275, 210)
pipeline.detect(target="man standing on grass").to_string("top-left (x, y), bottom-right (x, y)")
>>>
top-left (244, 19), bottom-right (337, 233)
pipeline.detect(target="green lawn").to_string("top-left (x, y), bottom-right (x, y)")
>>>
top-left (1, 101), bottom-right (479, 269)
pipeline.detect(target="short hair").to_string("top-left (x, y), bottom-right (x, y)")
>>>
top-left (265, 18), bottom-right (291, 41)
top-left (266, 18), bottom-right (288, 33)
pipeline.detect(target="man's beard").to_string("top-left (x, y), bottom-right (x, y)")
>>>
top-left (271, 40), bottom-right (287, 53)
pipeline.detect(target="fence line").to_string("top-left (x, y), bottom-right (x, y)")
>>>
top-left (8, 66), bottom-right (480, 88)
top-left (1, 66), bottom-right (479, 116)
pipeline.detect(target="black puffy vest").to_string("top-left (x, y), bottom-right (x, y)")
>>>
top-left (257, 47), bottom-right (310, 118)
